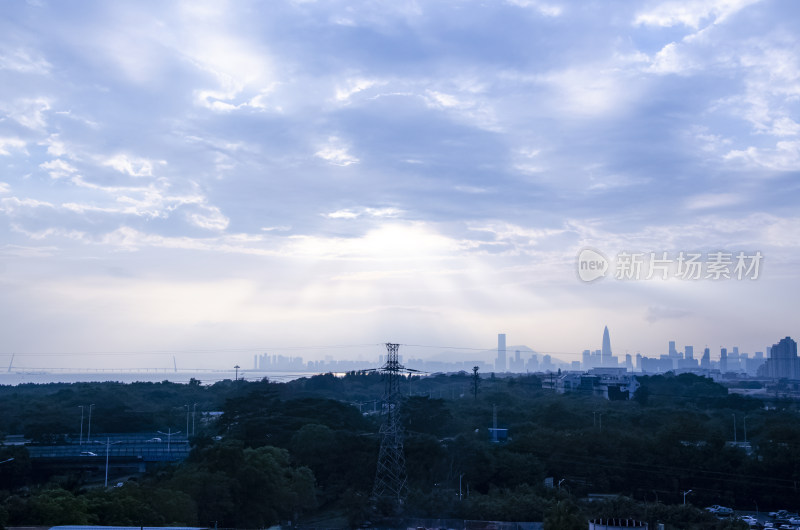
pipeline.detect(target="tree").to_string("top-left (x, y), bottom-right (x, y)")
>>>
top-left (544, 500), bottom-right (585, 530)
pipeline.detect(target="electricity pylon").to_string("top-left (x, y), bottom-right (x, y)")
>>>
top-left (372, 342), bottom-right (416, 511)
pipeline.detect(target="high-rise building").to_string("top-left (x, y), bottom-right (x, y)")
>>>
top-left (527, 354), bottom-right (539, 372)
top-left (635, 353), bottom-right (642, 371)
top-left (496, 333), bottom-right (507, 372)
top-left (582, 349), bottom-right (592, 370)
top-left (602, 326), bottom-right (612, 367)
top-left (759, 337), bottom-right (800, 379)
top-left (669, 341), bottom-right (677, 357)
top-left (701, 347), bottom-right (710, 369)
top-left (685, 346), bottom-right (694, 360)
top-left (720, 348), bottom-right (728, 373)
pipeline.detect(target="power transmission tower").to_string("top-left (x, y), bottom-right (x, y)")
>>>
top-left (372, 343), bottom-right (414, 513)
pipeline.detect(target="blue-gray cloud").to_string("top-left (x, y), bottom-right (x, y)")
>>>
top-left (0, 0), bottom-right (798, 367)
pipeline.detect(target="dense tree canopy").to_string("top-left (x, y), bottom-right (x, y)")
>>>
top-left (0, 371), bottom-right (797, 529)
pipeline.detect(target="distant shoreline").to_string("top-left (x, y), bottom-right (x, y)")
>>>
top-left (0, 370), bottom-right (315, 386)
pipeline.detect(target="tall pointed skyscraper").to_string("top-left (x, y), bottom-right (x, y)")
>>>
top-left (601, 326), bottom-right (612, 367)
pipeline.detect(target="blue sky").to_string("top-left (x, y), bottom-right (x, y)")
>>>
top-left (1, 0), bottom-right (799, 370)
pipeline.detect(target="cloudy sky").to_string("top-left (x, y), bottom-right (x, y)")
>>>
top-left (1, 0), bottom-right (799, 370)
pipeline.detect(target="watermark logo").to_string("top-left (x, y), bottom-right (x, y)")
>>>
top-left (576, 249), bottom-right (763, 283)
top-left (576, 247), bottom-right (609, 282)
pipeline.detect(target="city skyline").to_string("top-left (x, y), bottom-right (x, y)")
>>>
top-left (2, 326), bottom-right (789, 374)
top-left (2, 1), bottom-right (799, 370)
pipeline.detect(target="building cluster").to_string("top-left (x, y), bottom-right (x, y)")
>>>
top-left (250, 332), bottom-right (800, 386)
top-left (492, 333), bottom-right (555, 373)
top-left (546, 367), bottom-right (640, 401)
top-left (757, 337), bottom-right (800, 379)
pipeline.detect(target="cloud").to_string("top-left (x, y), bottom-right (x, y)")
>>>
top-left (648, 41), bottom-right (699, 75)
top-left (335, 77), bottom-right (385, 103)
top-left (189, 206), bottom-right (230, 231)
top-left (0, 197), bottom-right (55, 215)
top-left (505, 0), bottom-right (563, 17)
top-left (723, 141), bottom-right (800, 171)
top-left (40, 159), bottom-right (78, 179)
top-left (685, 193), bottom-right (745, 210)
top-left (634, 0), bottom-right (763, 28)
top-left (314, 137), bottom-right (359, 166)
top-left (0, 182), bottom-right (10, 194)
top-left (325, 209), bottom-right (360, 219)
top-left (2, 97), bottom-right (51, 130)
top-left (284, 222), bottom-right (465, 260)
top-left (102, 154), bottom-right (164, 177)
top-left (324, 207), bottom-right (404, 219)
top-left (0, 47), bottom-right (52, 74)
top-left (770, 117), bottom-right (800, 137)
top-left (422, 86), bottom-right (500, 131)
top-left (646, 306), bottom-right (692, 323)
top-left (0, 137), bottom-right (27, 156)
top-left (537, 66), bottom-right (636, 116)
top-left (455, 185), bottom-right (491, 194)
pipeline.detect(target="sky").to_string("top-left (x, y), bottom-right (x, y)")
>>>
top-left (1, 0), bottom-right (799, 371)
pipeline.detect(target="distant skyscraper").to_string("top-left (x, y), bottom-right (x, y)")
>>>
top-left (635, 353), bottom-right (642, 371)
top-left (685, 346), bottom-right (694, 360)
top-left (760, 337), bottom-right (799, 379)
top-left (496, 333), bottom-right (507, 372)
top-left (625, 353), bottom-right (632, 371)
top-left (669, 341), bottom-right (678, 357)
top-left (582, 349), bottom-right (591, 370)
top-left (720, 348), bottom-right (728, 373)
top-left (701, 347), bottom-right (710, 369)
top-left (602, 326), bottom-right (612, 367)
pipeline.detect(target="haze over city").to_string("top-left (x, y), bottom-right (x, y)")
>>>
top-left (2, 0), bottom-right (799, 371)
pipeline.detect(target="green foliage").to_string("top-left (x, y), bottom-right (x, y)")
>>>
top-left (170, 440), bottom-right (316, 527)
top-left (402, 396), bottom-right (452, 436)
top-left (544, 500), bottom-right (585, 530)
top-left (1, 371), bottom-right (797, 527)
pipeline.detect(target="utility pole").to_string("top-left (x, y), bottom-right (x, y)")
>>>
top-left (743, 416), bottom-right (747, 443)
top-left (492, 404), bottom-right (498, 442)
top-left (472, 366), bottom-right (480, 399)
top-left (192, 403), bottom-right (197, 436)
top-left (87, 404), bottom-right (95, 443)
top-left (79, 406), bottom-right (85, 446)
top-left (234, 365), bottom-right (240, 381)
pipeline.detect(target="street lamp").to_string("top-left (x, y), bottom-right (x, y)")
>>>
top-left (157, 428), bottom-right (181, 453)
top-left (459, 473), bottom-right (465, 501)
top-left (744, 416), bottom-right (748, 443)
top-left (78, 406), bottom-right (85, 446)
top-left (87, 404), bottom-right (95, 443)
top-left (683, 489), bottom-right (692, 505)
top-left (104, 437), bottom-right (123, 487)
